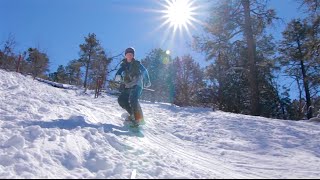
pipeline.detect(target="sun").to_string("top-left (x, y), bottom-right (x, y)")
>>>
top-left (165, 0), bottom-right (193, 29)
top-left (161, 0), bottom-right (198, 34)
top-left (147, 0), bottom-right (204, 49)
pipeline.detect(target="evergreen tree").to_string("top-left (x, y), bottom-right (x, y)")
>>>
top-left (0, 34), bottom-right (16, 71)
top-left (173, 55), bottom-right (205, 106)
top-left (279, 19), bottom-right (317, 119)
top-left (25, 48), bottom-right (49, 79)
top-left (299, 0), bottom-right (320, 15)
top-left (65, 59), bottom-right (83, 86)
top-left (79, 33), bottom-right (105, 91)
top-left (194, 0), bottom-right (279, 117)
top-left (56, 65), bottom-right (68, 83)
top-left (141, 48), bottom-right (173, 103)
top-left (88, 50), bottom-right (110, 90)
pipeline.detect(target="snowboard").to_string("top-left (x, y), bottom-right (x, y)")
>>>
top-left (121, 113), bottom-right (145, 135)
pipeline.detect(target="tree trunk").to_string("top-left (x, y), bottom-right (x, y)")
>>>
top-left (297, 40), bottom-right (313, 119)
top-left (84, 54), bottom-right (90, 91)
top-left (16, 54), bottom-right (22, 73)
top-left (300, 60), bottom-right (312, 119)
top-left (242, 0), bottom-right (260, 116)
top-left (295, 76), bottom-right (304, 119)
top-left (216, 52), bottom-right (223, 110)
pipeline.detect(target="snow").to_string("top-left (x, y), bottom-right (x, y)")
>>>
top-left (35, 77), bottom-right (79, 90)
top-left (0, 69), bottom-right (320, 178)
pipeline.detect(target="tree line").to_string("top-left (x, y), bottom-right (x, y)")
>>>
top-left (0, 0), bottom-right (319, 120)
top-left (191, 0), bottom-right (319, 119)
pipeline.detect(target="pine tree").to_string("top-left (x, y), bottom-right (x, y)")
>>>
top-left (65, 59), bottom-right (82, 86)
top-left (0, 34), bottom-right (16, 71)
top-left (173, 55), bottom-right (205, 106)
top-left (279, 19), bottom-right (316, 119)
top-left (79, 33), bottom-right (105, 91)
top-left (298, 0), bottom-right (320, 15)
top-left (241, 0), bottom-right (260, 115)
top-left (88, 50), bottom-right (110, 90)
top-left (56, 65), bottom-right (68, 84)
top-left (141, 48), bottom-right (173, 103)
top-left (25, 48), bottom-right (49, 79)
top-left (194, 0), bottom-right (278, 116)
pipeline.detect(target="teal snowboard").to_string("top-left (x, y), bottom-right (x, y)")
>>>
top-left (121, 113), bottom-right (145, 136)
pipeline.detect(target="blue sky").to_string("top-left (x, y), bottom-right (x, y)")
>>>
top-left (1, 0), bottom-right (305, 70)
top-left (1, 0), bottom-right (210, 71)
top-left (1, 0), bottom-right (306, 98)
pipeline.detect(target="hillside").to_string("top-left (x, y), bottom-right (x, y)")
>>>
top-left (0, 70), bottom-right (319, 179)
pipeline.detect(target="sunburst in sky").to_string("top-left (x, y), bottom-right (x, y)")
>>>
top-left (152, 0), bottom-right (204, 47)
top-left (162, 0), bottom-right (198, 34)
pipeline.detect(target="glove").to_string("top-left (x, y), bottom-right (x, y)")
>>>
top-left (125, 82), bottom-right (135, 89)
top-left (119, 83), bottom-right (125, 92)
top-left (115, 75), bottom-right (122, 82)
top-left (144, 80), bottom-right (151, 88)
top-left (125, 76), bottom-right (139, 89)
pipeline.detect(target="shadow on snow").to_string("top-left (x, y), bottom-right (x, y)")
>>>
top-left (19, 116), bottom-right (143, 137)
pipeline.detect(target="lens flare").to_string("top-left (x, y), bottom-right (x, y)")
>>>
top-left (161, 0), bottom-right (199, 35)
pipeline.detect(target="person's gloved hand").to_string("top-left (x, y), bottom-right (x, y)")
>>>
top-left (144, 81), bottom-right (151, 88)
top-left (119, 83), bottom-right (125, 92)
top-left (125, 82), bottom-right (136, 89)
top-left (115, 75), bottom-right (122, 82)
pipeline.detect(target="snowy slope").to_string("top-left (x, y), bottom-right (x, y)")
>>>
top-left (0, 69), bottom-right (320, 179)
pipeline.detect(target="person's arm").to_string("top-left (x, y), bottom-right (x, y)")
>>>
top-left (115, 63), bottom-right (125, 81)
top-left (116, 64), bottom-right (125, 76)
top-left (140, 63), bottom-right (151, 87)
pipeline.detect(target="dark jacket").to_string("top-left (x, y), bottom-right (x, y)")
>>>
top-left (116, 59), bottom-right (150, 88)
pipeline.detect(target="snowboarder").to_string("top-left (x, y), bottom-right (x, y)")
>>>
top-left (114, 47), bottom-right (151, 126)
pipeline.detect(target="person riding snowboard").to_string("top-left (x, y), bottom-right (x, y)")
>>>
top-left (115, 47), bottom-right (151, 126)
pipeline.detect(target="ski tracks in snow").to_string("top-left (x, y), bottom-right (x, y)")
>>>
top-left (139, 116), bottom-right (261, 179)
top-left (85, 98), bottom-right (266, 178)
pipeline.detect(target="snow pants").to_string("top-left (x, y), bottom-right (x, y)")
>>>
top-left (118, 85), bottom-right (144, 123)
